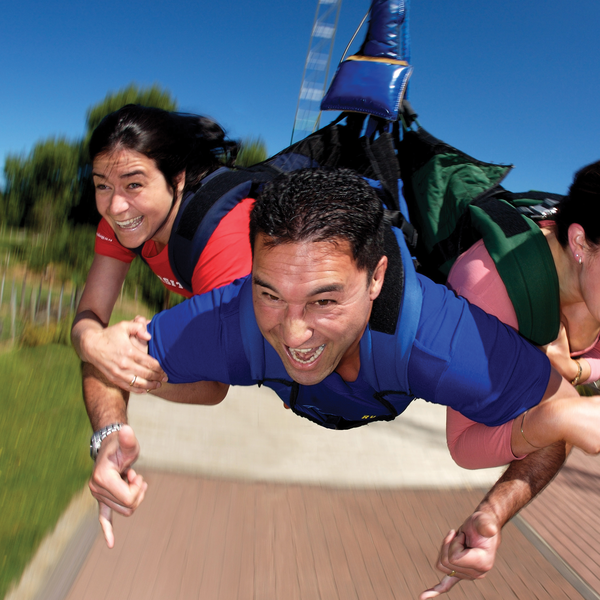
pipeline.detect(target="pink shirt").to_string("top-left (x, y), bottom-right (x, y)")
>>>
top-left (446, 239), bottom-right (600, 469)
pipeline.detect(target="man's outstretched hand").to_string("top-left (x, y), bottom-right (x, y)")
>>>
top-left (419, 510), bottom-right (501, 599)
top-left (88, 425), bottom-right (148, 548)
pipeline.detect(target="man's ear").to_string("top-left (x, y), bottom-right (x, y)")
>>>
top-left (369, 255), bottom-right (388, 300)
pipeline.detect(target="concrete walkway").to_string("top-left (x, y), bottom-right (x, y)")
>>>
top-left (130, 385), bottom-right (505, 489)
top-left (8, 385), bottom-right (600, 599)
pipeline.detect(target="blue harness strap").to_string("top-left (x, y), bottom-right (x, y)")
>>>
top-left (169, 167), bottom-right (277, 292)
top-left (163, 116), bottom-right (411, 294)
top-left (362, 226), bottom-right (422, 395)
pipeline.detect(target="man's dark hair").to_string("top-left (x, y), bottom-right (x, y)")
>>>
top-left (250, 168), bottom-right (385, 277)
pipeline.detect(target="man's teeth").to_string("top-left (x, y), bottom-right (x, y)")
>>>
top-left (289, 345), bottom-right (325, 364)
top-left (116, 216), bottom-right (143, 229)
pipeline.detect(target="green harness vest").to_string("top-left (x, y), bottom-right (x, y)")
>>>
top-left (398, 126), bottom-right (562, 346)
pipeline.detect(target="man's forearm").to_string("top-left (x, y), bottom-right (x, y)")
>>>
top-left (151, 380), bottom-right (229, 405)
top-left (82, 361), bottom-right (129, 431)
top-left (421, 429), bottom-right (567, 595)
top-left (475, 441), bottom-right (566, 524)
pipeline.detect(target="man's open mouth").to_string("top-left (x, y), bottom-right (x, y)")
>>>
top-left (288, 344), bottom-right (325, 365)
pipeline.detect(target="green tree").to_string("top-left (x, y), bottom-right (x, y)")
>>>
top-left (3, 154), bottom-right (27, 226)
top-left (0, 187), bottom-right (5, 225)
top-left (27, 222), bottom-right (96, 286)
top-left (2, 138), bottom-right (79, 233)
top-left (84, 83), bottom-right (178, 145)
top-left (235, 137), bottom-right (268, 168)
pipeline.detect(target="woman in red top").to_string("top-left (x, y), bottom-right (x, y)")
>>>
top-left (72, 105), bottom-right (254, 392)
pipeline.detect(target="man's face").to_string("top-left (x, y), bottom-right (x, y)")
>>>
top-left (252, 234), bottom-right (386, 385)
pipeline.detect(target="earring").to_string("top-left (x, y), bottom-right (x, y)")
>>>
top-left (579, 255), bottom-right (583, 265)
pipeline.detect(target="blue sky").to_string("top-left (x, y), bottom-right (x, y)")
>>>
top-left (2, 0), bottom-right (600, 195)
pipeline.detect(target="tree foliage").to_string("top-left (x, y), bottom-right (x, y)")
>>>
top-left (83, 83), bottom-right (178, 147)
top-left (3, 138), bottom-right (80, 234)
top-left (235, 137), bottom-right (268, 168)
top-left (26, 223), bottom-right (96, 287)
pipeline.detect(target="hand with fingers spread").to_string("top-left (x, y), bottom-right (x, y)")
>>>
top-left (419, 511), bottom-right (501, 599)
top-left (78, 317), bottom-right (167, 393)
top-left (89, 424), bottom-right (148, 548)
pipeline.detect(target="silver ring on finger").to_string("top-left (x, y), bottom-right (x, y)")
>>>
top-left (130, 375), bottom-right (137, 387)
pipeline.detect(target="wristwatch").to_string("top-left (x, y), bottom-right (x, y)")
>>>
top-left (90, 423), bottom-right (123, 461)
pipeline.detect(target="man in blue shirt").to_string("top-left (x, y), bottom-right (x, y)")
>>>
top-left (84, 168), bottom-right (597, 596)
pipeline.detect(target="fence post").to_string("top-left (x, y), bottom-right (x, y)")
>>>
top-left (36, 278), bottom-right (43, 323)
top-left (30, 287), bottom-right (37, 322)
top-left (58, 284), bottom-right (64, 322)
top-left (75, 287), bottom-right (83, 311)
top-left (20, 270), bottom-right (27, 313)
top-left (11, 278), bottom-right (16, 343)
top-left (46, 287), bottom-right (52, 327)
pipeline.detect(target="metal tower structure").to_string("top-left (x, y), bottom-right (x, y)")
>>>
top-left (291, 0), bottom-right (343, 144)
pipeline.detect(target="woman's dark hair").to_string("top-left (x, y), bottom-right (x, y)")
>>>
top-left (89, 104), bottom-right (239, 195)
top-left (555, 160), bottom-right (600, 247)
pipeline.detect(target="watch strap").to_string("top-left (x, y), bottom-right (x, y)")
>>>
top-left (90, 423), bottom-right (123, 461)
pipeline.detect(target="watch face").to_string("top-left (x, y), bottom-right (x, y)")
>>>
top-left (90, 433), bottom-right (102, 459)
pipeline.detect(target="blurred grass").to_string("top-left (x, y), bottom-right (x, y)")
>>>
top-left (578, 383), bottom-right (600, 396)
top-left (0, 225), bottom-right (165, 596)
top-left (0, 344), bottom-right (90, 598)
top-left (0, 255), bottom-right (156, 597)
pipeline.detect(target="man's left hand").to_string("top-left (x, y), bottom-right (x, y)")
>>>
top-left (419, 510), bottom-right (501, 599)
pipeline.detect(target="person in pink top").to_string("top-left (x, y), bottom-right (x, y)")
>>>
top-left (71, 105), bottom-right (254, 393)
top-left (446, 160), bottom-right (600, 469)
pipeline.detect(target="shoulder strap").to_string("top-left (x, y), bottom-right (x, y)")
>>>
top-left (168, 166), bottom-right (278, 292)
top-left (362, 225), bottom-right (422, 394)
top-left (469, 193), bottom-right (560, 345)
top-left (399, 126), bottom-right (561, 345)
top-left (168, 116), bottom-right (411, 292)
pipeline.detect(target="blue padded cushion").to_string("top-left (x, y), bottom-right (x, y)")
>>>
top-left (321, 59), bottom-right (412, 121)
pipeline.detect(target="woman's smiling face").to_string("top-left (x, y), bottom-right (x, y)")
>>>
top-left (93, 149), bottom-right (183, 249)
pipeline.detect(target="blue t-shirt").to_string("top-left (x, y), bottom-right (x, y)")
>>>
top-left (148, 272), bottom-right (550, 430)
